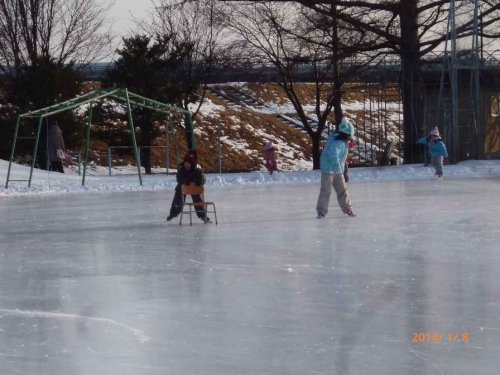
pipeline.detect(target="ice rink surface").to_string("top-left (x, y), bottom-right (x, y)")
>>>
top-left (1, 177), bottom-right (500, 375)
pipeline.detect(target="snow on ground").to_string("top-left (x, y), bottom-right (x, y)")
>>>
top-left (1, 158), bottom-right (500, 197)
top-left (188, 97), bottom-right (225, 117)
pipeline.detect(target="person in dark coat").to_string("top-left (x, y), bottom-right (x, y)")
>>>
top-left (166, 151), bottom-right (209, 222)
top-left (47, 122), bottom-right (66, 173)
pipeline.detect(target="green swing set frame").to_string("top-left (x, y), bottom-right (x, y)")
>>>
top-left (4, 88), bottom-right (195, 188)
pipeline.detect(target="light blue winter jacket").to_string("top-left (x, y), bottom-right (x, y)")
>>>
top-left (418, 137), bottom-right (448, 158)
top-left (320, 133), bottom-right (349, 175)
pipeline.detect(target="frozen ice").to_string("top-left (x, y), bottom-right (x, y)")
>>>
top-left (1, 175), bottom-right (500, 374)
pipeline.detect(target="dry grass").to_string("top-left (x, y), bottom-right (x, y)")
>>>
top-left (168, 92), bottom-right (312, 173)
top-left (75, 82), bottom-right (402, 172)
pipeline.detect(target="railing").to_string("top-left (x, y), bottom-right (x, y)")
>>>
top-left (107, 146), bottom-right (173, 176)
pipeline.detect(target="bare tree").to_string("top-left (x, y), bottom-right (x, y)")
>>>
top-left (0, 0), bottom-right (113, 75)
top-left (107, 34), bottom-right (194, 172)
top-left (240, 0), bottom-right (500, 162)
top-left (0, 0), bottom-right (113, 160)
top-left (222, 2), bottom-right (377, 169)
top-left (139, 0), bottom-right (229, 118)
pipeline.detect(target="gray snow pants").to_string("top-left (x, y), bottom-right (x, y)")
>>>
top-left (431, 156), bottom-right (444, 177)
top-left (316, 173), bottom-right (352, 216)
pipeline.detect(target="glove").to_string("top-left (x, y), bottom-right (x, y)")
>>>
top-left (444, 158), bottom-right (449, 165)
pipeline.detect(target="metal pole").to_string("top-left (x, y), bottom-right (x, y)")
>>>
top-left (362, 86), bottom-right (367, 164)
top-left (217, 124), bottom-right (222, 174)
top-left (186, 113), bottom-right (196, 150)
top-left (77, 151), bottom-right (81, 176)
top-left (166, 142), bottom-right (170, 175)
top-left (108, 147), bottom-right (112, 176)
top-left (369, 86), bottom-right (374, 165)
top-left (450, 0), bottom-right (459, 162)
top-left (166, 114), bottom-right (172, 175)
top-left (28, 116), bottom-right (44, 187)
top-left (5, 116), bottom-right (21, 188)
top-left (479, 7), bottom-right (484, 62)
top-left (173, 119), bottom-right (179, 166)
top-left (398, 86), bottom-right (402, 151)
top-left (82, 104), bottom-right (93, 186)
top-left (472, 0), bottom-right (481, 157)
top-left (45, 118), bottom-right (50, 171)
top-left (124, 88), bottom-right (143, 185)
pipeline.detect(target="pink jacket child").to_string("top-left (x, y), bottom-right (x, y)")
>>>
top-left (264, 141), bottom-right (279, 174)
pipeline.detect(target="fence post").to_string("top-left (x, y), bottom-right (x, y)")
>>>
top-left (5, 116), bottom-right (21, 188)
top-left (165, 146), bottom-right (170, 176)
top-left (124, 88), bottom-right (142, 186)
top-left (217, 124), bottom-right (222, 174)
top-left (108, 147), bottom-right (112, 176)
top-left (166, 114), bottom-right (171, 175)
top-left (77, 151), bottom-right (81, 176)
top-left (82, 103), bottom-right (93, 186)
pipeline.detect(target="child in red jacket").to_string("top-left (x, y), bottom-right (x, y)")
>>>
top-left (264, 141), bottom-right (279, 175)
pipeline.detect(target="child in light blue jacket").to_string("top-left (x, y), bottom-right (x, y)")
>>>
top-left (418, 127), bottom-right (448, 178)
top-left (316, 118), bottom-right (355, 218)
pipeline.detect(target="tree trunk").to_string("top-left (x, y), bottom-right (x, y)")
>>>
top-left (184, 113), bottom-right (194, 150)
top-left (330, 4), bottom-right (343, 128)
top-left (333, 81), bottom-right (343, 127)
top-left (400, 0), bottom-right (424, 164)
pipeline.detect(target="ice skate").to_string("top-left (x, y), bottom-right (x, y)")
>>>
top-left (345, 209), bottom-right (356, 217)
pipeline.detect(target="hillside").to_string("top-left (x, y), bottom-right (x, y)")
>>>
top-left (191, 82), bottom-right (404, 172)
top-left (7, 82), bottom-right (403, 174)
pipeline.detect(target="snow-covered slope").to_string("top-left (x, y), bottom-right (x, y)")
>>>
top-left (211, 82), bottom-right (404, 166)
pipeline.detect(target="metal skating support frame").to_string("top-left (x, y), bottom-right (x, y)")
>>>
top-left (5, 88), bottom-right (195, 188)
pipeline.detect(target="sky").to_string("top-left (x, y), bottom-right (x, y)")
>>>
top-left (107, 0), bottom-right (153, 36)
top-left (104, 1), bottom-right (499, 51)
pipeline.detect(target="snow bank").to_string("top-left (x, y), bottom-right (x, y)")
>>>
top-left (1, 158), bottom-right (499, 197)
